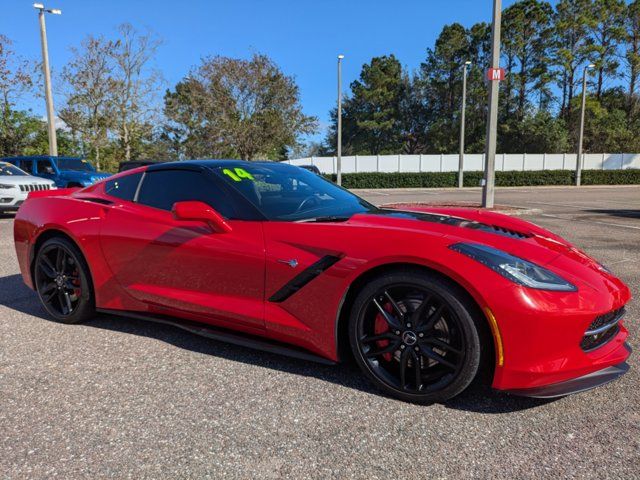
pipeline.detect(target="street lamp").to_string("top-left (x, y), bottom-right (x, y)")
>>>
top-left (575, 63), bottom-right (596, 187)
top-left (458, 60), bottom-right (472, 189)
top-left (336, 54), bottom-right (344, 186)
top-left (34, 3), bottom-right (61, 157)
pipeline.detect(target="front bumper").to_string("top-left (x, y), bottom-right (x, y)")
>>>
top-left (0, 191), bottom-right (26, 211)
top-left (503, 346), bottom-right (631, 398)
top-left (487, 278), bottom-right (632, 393)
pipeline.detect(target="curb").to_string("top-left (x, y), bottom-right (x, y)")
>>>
top-left (381, 202), bottom-right (542, 217)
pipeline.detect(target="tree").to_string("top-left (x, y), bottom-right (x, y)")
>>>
top-left (501, 0), bottom-right (554, 119)
top-left (164, 54), bottom-right (317, 160)
top-left (464, 22), bottom-right (491, 154)
top-left (398, 71), bottom-right (426, 153)
top-left (551, 0), bottom-right (591, 116)
top-left (625, 0), bottom-right (640, 115)
top-left (567, 88), bottom-right (638, 152)
top-left (416, 24), bottom-right (472, 153)
top-left (585, 0), bottom-right (626, 99)
top-left (0, 35), bottom-right (37, 156)
top-left (109, 24), bottom-right (162, 162)
top-left (24, 126), bottom-right (83, 157)
top-left (500, 111), bottom-right (569, 153)
top-left (60, 35), bottom-right (116, 170)
top-left (336, 55), bottom-right (406, 155)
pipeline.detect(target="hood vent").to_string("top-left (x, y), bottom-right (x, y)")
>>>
top-left (466, 223), bottom-right (530, 239)
top-left (377, 209), bottom-right (531, 240)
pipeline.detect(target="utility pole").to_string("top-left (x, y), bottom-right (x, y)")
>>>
top-left (576, 64), bottom-right (595, 187)
top-left (34, 3), bottom-right (61, 157)
top-left (336, 54), bottom-right (344, 186)
top-left (482, 0), bottom-right (502, 209)
top-left (458, 61), bottom-right (471, 188)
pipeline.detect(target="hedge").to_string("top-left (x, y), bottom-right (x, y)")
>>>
top-left (323, 169), bottom-right (640, 189)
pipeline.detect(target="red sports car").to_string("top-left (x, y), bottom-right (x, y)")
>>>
top-left (13, 160), bottom-right (632, 403)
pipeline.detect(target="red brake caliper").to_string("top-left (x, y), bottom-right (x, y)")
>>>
top-left (374, 302), bottom-right (394, 362)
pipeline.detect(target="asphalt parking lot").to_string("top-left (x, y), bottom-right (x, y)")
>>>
top-left (1, 185), bottom-right (639, 479)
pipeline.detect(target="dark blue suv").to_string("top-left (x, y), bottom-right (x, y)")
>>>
top-left (2, 156), bottom-right (111, 188)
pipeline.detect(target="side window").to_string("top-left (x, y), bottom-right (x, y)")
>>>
top-left (104, 172), bottom-right (142, 202)
top-left (21, 160), bottom-right (34, 173)
top-left (36, 159), bottom-right (54, 174)
top-left (136, 169), bottom-right (235, 218)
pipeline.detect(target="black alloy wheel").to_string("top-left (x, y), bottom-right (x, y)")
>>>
top-left (34, 237), bottom-right (95, 324)
top-left (349, 270), bottom-right (482, 404)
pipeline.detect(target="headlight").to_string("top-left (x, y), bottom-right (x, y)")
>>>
top-left (0, 183), bottom-right (14, 189)
top-left (449, 243), bottom-right (577, 292)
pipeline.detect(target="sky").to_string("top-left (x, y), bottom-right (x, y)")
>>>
top-left (2, 0), bottom-right (536, 142)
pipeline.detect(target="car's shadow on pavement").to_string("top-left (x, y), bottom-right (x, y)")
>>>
top-left (0, 273), bottom-right (556, 414)
top-left (584, 209), bottom-right (640, 219)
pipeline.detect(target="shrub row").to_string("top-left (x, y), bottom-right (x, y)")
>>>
top-left (323, 169), bottom-right (640, 189)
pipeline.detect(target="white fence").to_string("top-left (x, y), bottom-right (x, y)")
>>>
top-left (285, 153), bottom-right (640, 174)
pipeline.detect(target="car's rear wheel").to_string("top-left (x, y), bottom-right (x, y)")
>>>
top-left (349, 270), bottom-right (482, 404)
top-left (34, 237), bottom-right (95, 324)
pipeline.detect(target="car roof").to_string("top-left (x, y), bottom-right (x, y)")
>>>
top-left (147, 159), bottom-right (292, 171)
top-left (1, 156), bottom-right (82, 160)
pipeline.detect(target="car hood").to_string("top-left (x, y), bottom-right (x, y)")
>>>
top-left (0, 175), bottom-right (55, 186)
top-left (347, 206), bottom-right (629, 296)
top-left (59, 171), bottom-right (110, 181)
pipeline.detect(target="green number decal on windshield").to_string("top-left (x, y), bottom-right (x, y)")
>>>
top-left (223, 167), bottom-right (254, 182)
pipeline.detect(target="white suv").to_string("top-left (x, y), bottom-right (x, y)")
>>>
top-left (0, 162), bottom-right (56, 212)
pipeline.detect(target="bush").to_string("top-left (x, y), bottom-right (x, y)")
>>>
top-left (323, 169), bottom-right (640, 189)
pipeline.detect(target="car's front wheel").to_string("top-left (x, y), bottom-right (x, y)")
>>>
top-left (349, 269), bottom-right (483, 404)
top-left (34, 237), bottom-right (95, 324)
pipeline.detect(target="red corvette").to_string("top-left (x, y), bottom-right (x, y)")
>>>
top-left (13, 160), bottom-right (632, 403)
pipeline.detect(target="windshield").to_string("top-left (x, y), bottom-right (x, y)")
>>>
top-left (0, 163), bottom-right (28, 176)
top-left (212, 163), bottom-right (378, 221)
top-left (57, 158), bottom-right (95, 172)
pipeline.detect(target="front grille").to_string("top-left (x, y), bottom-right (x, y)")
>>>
top-left (580, 308), bottom-right (625, 352)
top-left (19, 184), bottom-right (51, 192)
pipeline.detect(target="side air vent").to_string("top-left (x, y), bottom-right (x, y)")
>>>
top-left (269, 255), bottom-right (342, 303)
top-left (81, 197), bottom-right (114, 205)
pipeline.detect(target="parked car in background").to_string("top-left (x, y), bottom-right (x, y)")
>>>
top-left (298, 164), bottom-right (322, 175)
top-left (0, 161), bottom-right (56, 213)
top-left (2, 156), bottom-right (111, 188)
top-left (118, 160), bottom-right (165, 172)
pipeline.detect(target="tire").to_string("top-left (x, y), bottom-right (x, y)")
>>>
top-left (33, 236), bottom-right (96, 324)
top-left (348, 269), bottom-right (482, 404)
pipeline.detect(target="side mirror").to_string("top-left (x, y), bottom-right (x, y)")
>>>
top-left (171, 201), bottom-right (232, 233)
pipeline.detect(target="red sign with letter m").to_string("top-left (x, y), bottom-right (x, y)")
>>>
top-left (486, 68), bottom-right (505, 81)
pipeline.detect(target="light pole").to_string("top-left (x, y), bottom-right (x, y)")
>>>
top-left (482, 0), bottom-right (502, 209)
top-left (336, 54), bottom-right (344, 186)
top-left (458, 60), bottom-right (471, 189)
top-left (34, 3), bottom-right (61, 158)
top-left (576, 63), bottom-right (595, 187)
